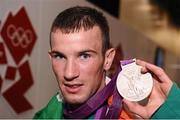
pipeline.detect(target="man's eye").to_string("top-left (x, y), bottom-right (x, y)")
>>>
top-left (80, 54), bottom-right (90, 60)
top-left (51, 53), bottom-right (65, 60)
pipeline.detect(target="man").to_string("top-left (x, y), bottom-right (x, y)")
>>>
top-left (34, 6), bottom-right (180, 119)
top-left (34, 6), bottom-right (122, 119)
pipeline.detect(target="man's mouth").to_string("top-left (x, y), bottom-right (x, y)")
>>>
top-left (64, 83), bottom-right (83, 94)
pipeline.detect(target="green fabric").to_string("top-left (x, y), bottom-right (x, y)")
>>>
top-left (34, 82), bottom-right (180, 119)
top-left (151, 82), bottom-right (180, 119)
top-left (33, 93), bottom-right (95, 119)
top-left (33, 94), bottom-right (63, 119)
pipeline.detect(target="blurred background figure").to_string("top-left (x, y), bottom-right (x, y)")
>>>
top-left (149, 0), bottom-right (180, 29)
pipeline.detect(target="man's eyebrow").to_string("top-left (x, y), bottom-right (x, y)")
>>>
top-left (49, 50), bottom-right (60, 54)
top-left (78, 49), bottom-right (97, 54)
top-left (49, 50), bottom-right (66, 57)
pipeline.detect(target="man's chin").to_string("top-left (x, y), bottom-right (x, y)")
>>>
top-left (64, 97), bottom-right (86, 105)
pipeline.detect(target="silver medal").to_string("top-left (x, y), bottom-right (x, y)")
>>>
top-left (116, 61), bottom-right (153, 101)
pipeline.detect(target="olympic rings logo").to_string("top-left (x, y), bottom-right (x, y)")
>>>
top-left (7, 24), bottom-right (33, 48)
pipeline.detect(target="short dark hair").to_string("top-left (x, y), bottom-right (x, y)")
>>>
top-left (50, 6), bottom-right (110, 54)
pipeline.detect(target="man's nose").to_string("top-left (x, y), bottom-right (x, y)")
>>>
top-left (64, 59), bottom-right (79, 81)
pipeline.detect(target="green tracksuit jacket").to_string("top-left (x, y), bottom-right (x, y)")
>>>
top-left (151, 83), bottom-right (180, 119)
top-left (33, 83), bottom-right (180, 119)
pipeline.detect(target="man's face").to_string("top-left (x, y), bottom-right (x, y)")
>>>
top-left (50, 26), bottom-right (108, 105)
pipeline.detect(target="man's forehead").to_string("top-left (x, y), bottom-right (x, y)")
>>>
top-left (51, 26), bottom-right (103, 43)
top-left (50, 26), bottom-right (104, 52)
top-left (51, 25), bottom-right (102, 34)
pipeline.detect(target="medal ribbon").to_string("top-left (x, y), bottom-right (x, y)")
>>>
top-left (101, 59), bottom-right (135, 119)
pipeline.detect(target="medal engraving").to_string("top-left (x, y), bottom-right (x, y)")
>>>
top-left (116, 62), bottom-right (153, 101)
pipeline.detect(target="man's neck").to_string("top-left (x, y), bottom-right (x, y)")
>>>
top-left (65, 103), bottom-right (82, 111)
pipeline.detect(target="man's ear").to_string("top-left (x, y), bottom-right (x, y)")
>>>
top-left (103, 48), bottom-right (116, 71)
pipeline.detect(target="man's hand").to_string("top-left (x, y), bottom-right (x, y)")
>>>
top-left (123, 59), bottom-right (173, 118)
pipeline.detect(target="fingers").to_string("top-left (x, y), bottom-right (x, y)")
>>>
top-left (136, 59), bottom-right (148, 73)
top-left (136, 59), bottom-right (172, 84)
top-left (136, 59), bottom-right (173, 96)
top-left (136, 59), bottom-right (162, 75)
top-left (150, 79), bottom-right (166, 101)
